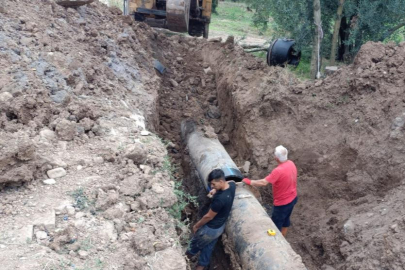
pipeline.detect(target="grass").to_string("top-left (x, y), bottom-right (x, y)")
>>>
top-left (169, 181), bottom-right (198, 220)
top-left (69, 188), bottom-right (90, 210)
top-left (211, 1), bottom-right (273, 38)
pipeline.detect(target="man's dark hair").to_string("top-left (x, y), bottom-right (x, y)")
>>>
top-left (208, 169), bottom-right (225, 183)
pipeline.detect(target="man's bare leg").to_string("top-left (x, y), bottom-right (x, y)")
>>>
top-left (196, 266), bottom-right (205, 270)
top-left (281, 227), bottom-right (288, 237)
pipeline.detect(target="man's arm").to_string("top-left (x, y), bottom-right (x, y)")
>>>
top-left (242, 178), bottom-right (270, 187)
top-left (193, 209), bottom-right (218, 233)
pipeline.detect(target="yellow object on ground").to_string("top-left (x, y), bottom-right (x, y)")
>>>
top-left (267, 229), bottom-right (276, 236)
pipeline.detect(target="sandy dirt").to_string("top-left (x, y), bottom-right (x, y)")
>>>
top-left (1, 0), bottom-right (405, 269)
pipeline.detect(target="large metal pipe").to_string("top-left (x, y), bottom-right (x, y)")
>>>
top-left (181, 120), bottom-right (243, 191)
top-left (181, 120), bottom-right (307, 270)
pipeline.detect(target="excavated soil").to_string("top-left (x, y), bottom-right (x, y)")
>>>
top-left (153, 35), bottom-right (405, 270)
top-left (1, 0), bottom-right (405, 270)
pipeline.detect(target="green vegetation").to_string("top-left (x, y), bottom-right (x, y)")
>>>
top-left (106, 0), bottom-right (123, 10)
top-left (169, 181), bottom-right (198, 220)
top-left (211, 1), bottom-right (274, 37)
top-left (244, 0), bottom-right (405, 61)
top-left (69, 188), bottom-right (90, 210)
top-left (160, 154), bottom-right (198, 221)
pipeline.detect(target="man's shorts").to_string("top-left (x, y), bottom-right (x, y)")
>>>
top-left (271, 196), bottom-right (298, 230)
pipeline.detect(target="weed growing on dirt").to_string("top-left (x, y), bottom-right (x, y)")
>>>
top-left (169, 181), bottom-right (198, 220)
top-left (79, 237), bottom-right (93, 251)
top-left (69, 188), bottom-right (90, 210)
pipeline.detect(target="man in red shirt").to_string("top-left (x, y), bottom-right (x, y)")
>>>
top-left (242, 145), bottom-right (298, 237)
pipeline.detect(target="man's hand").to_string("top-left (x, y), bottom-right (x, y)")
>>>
top-left (192, 224), bottom-right (199, 234)
top-left (207, 189), bottom-right (217, 198)
top-left (242, 178), bottom-right (252, 185)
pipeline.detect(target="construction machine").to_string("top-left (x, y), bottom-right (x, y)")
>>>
top-left (123, 0), bottom-right (211, 38)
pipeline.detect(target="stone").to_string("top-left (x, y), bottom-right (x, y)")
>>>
top-left (343, 219), bottom-right (355, 235)
top-left (0, 92), bottom-right (13, 102)
top-left (140, 130), bottom-right (150, 136)
top-left (124, 144), bottom-right (147, 164)
top-left (39, 129), bottom-right (56, 141)
top-left (20, 37), bottom-right (33, 46)
top-left (130, 201), bottom-right (140, 211)
top-left (151, 183), bottom-right (165, 194)
top-left (47, 167), bottom-right (67, 179)
top-left (56, 119), bottom-right (77, 141)
top-left (35, 231), bottom-right (48, 240)
top-left (51, 90), bottom-right (70, 103)
top-left (75, 212), bottom-right (85, 219)
top-left (95, 189), bottom-right (119, 211)
top-left (43, 179), bottom-right (56, 185)
top-left (93, 156), bottom-right (104, 164)
top-left (242, 161), bottom-right (251, 173)
top-left (390, 224), bottom-right (399, 233)
top-left (169, 79), bottom-right (178, 87)
top-left (78, 250), bottom-right (88, 259)
top-left (204, 67), bottom-right (213, 74)
top-left (99, 221), bottom-right (118, 241)
top-left (33, 210), bottom-right (56, 230)
top-left (149, 248), bottom-right (187, 269)
top-left (66, 206), bottom-right (75, 216)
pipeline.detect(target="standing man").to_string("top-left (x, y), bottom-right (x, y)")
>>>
top-left (186, 169), bottom-right (236, 270)
top-left (243, 145), bottom-right (297, 237)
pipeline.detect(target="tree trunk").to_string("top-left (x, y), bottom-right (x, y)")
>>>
top-left (310, 0), bottom-right (322, 79)
top-left (329, 0), bottom-right (345, 65)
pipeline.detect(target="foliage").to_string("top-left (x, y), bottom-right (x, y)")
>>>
top-left (69, 188), bottom-right (90, 210)
top-left (210, 1), bottom-right (274, 37)
top-left (169, 181), bottom-right (198, 221)
top-left (244, 0), bottom-right (405, 60)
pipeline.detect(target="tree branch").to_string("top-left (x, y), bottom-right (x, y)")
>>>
top-left (380, 21), bottom-right (405, 41)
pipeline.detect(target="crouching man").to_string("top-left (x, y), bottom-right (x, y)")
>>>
top-left (186, 169), bottom-right (236, 270)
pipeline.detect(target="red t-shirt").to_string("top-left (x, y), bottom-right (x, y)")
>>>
top-left (265, 160), bottom-right (297, 206)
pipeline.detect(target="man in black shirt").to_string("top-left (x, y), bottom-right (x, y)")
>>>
top-left (186, 169), bottom-right (236, 270)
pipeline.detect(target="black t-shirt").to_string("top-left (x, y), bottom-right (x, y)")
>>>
top-left (207, 182), bottom-right (236, 229)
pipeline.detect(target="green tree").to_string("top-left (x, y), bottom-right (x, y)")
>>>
top-left (246, 0), bottom-right (405, 67)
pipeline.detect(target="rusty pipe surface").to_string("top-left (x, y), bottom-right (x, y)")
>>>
top-left (181, 120), bottom-right (307, 270)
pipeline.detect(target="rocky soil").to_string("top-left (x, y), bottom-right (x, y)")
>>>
top-left (1, 0), bottom-right (405, 270)
top-left (0, 1), bottom-right (187, 269)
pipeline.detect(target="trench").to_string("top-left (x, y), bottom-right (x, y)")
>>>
top-left (151, 36), bottom-right (247, 269)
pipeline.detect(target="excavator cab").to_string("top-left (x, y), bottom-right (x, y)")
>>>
top-left (124, 0), bottom-right (211, 38)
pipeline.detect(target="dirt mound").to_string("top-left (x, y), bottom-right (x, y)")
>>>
top-left (0, 0), bottom-right (187, 269)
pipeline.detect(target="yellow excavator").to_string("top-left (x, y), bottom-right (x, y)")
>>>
top-left (123, 0), bottom-right (212, 38)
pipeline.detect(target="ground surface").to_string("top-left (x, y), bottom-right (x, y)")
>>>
top-left (1, 1), bottom-right (405, 270)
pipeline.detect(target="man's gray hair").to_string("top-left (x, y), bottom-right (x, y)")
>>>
top-left (274, 145), bottom-right (288, 162)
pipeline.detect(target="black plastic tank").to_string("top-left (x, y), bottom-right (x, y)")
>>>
top-left (267, 38), bottom-right (301, 67)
